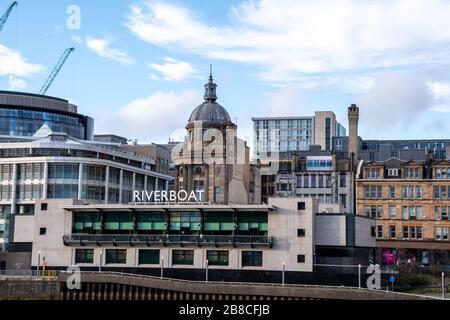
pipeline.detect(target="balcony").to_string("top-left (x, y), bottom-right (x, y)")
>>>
top-left (63, 234), bottom-right (274, 248)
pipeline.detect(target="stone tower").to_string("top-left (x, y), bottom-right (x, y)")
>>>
top-left (348, 104), bottom-right (359, 171)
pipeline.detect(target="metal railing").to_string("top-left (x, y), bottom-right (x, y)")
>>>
top-left (58, 270), bottom-right (440, 300)
top-left (63, 234), bottom-right (274, 247)
top-left (0, 269), bottom-right (60, 278)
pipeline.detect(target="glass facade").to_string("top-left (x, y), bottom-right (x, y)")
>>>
top-left (105, 249), bottom-right (126, 264)
top-left (138, 250), bottom-right (160, 265)
top-left (207, 250), bottom-right (229, 266)
top-left (242, 251), bottom-right (263, 267)
top-left (172, 250), bottom-right (194, 265)
top-left (75, 249), bottom-right (94, 264)
top-left (0, 107), bottom-right (86, 139)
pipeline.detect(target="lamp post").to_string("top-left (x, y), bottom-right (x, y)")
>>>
top-left (206, 259), bottom-right (209, 283)
top-left (160, 256), bottom-right (164, 279)
top-left (442, 272), bottom-right (445, 300)
top-left (37, 250), bottom-right (41, 277)
top-left (358, 264), bottom-right (361, 289)
top-left (99, 250), bottom-right (103, 272)
top-left (282, 262), bottom-right (285, 286)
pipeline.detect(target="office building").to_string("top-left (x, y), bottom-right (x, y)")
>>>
top-left (0, 91), bottom-right (94, 140)
top-left (0, 124), bottom-right (172, 268)
top-left (252, 111), bottom-right (346, 159)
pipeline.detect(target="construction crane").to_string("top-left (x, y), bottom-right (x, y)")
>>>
top-left (39, 47), bottom-right (75, 95)
top-left (0, 1), bottom-right (18, 33)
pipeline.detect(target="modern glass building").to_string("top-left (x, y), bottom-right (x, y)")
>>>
top-left (0, 91), bottom-right (94, 140)
top-left (0, 127), bottom-right (172, 252)
top-left (252, 112), bottom-right (346, 158)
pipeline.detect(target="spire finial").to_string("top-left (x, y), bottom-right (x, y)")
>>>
top-left (204, 65), bottom-right (217, 102)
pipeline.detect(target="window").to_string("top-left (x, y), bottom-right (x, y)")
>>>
top-left (339, 173), bottom-right (346, 187)
top-left (370, 206), bottom-right (377, 219)
top-left (75, 249), bottom-right (93, 264)
top-left (402, 206), bottom-right (408, 220)
top-left (105, 249), bottom-right (127, 264)
top-left (377, 186), bottom-right (383, 199)
top-left (410, 226), bottom-right (416, 239)
top-left (401, 226), bottom-right (408, 239)
top-left (207, 250), bottom-right (229, 266)
top-left (434, 186), bottom-right (440, 199)
top-left (442, 207), bottom-right (448, 220)
top-left (39, 227), bottom-right (46, 235)
top-left (416, 207), bottom-right (423, 219)
top-left (297, 255), bottom-right (306, 263)
top-left (402, 187), bottom-right (407, 199)
top-left (417, 227), bottom-right (422, 239)
top-left (340, 195), bottom-right (347, 208)
top-left (297, 202), bottom-right (305, 210)
top-left (389, 206), bottom-right (397, 219)
top-left (376, 225), bottom-right (383, 238)
top-left (435, 227), bottom-right (441, 240)
top-left (415, 187), bottom-right (422, 199)
top-left (214, 186), bottom-right (221, 203)
top-left (389, 226), bottom-right (396, 238)
top-left (363, 206), bottom-right (370, 217)
top-left (408, 186), bottom-right (414, 199)
top-left (172, 250), bottom-right (194, 265)
top-left (377, 206), bottom-right (383, 219)
top-left (41, 203), bottom-right (47, 211)
top-left (371, 226), bottom-right (376, 237)
top-left (443, 228), bottom-right (449, 240)
top-left (371, 186), bottom-right (377, 199)
top-left (389, 186), bottom-right (396, 199)
top-left (297, 229), bottom-right (305, 237)
top-left (364, 186), bottom-right (370, 199)
top-left (138, 250), bottom-right (160, 265)
top-left (242, 251), bottom-right (263, 267)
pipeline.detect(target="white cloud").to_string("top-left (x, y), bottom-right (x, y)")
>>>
top-left (95, 90), bottom-right (200, 143)
top-left (428, 81), bottom-right (450, 100)
top-left (149, 57), bottom-right (199, 81)
top-left (264, 87), bottom-right (307, 117)
top-left (8, 76), bottom-right (27, 90)
top-left (357, 72), bottom-right (434, 137)
top-left (0, 44), bottom-right (44, 77)
top-left (86, 37), bottom-right (134, 66)
top-left (125, 0), bottom-right (450, 88)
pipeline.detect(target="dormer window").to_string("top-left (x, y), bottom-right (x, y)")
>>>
top-left (388, 169), bottom-right (398, 177)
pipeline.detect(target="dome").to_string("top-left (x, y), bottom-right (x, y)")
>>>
top-left (188, 66), bottom-right (232, 124)
top-left (189, 102), bottom-right (231, 123)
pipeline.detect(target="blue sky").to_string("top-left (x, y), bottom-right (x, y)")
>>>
top-left (1, 0), bottom-right (450, 147)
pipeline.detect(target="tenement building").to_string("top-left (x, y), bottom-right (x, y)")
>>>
top-left (357, 156), bottom-right (450, 266)
top-left (0, 125), bottom-right (172, 269)
top-left (172, 72), bottom-right (261, 205)
top-left (0, 90), bottom-right (94, 140)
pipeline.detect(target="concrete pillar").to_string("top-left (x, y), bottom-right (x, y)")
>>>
top-left (144, 175), bottom-right (148, 191)
top-left (42, 162), bottom-right (48, 200)
top-left (10, 163), bottom-right (17, 214)
top-left (104, 166), bottom-right (110, 204)
top-left (165, 179), bottom-right (169, 192)
top-left (119, 169), bottom-right (123, 203)
top-left (77, 163), bottom-right (83, 200)
top-left (132, 172), bottom-right (136, 193)
top-left (155, 177), bottom-right (159, 191)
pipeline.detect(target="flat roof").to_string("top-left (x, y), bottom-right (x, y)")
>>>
top-left (62, 203), bottom-right (275, 212)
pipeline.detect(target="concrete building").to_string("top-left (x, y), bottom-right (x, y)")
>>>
top-left (357, 157), bottom-right (450, 266)
top-left (94, 134), bottom-right (129, 145)
top-left (0, 126), bottom-right (172, 268)
top-left (6, 196), bottom-right (375, 282)
top-left (172, 72), bottom-right (261, 205)
top-left (252, 111), bottom-right (346, 159)
top-left (0, 91), bottom-right (94, 140)
top-left (257, 105), bottom-right (359, 214)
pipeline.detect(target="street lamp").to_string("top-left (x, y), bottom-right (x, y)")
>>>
top-left (37, 250), bottom-right (41, 277)
top-left (99, 250), bottom-right (103, 272)
top-left (358, 264), bottom-right (361, 289)
top-left (282, 262), bottom-right (285, 286)
top-left (442, 272), bottom-right (445, 300)
top-left (206, 259), bottom-right (209, 283)
top-left (160, 256), bottom-right (164, 279)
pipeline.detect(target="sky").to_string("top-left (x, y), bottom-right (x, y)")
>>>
top-left (2, 0), bottom-right (450, 149)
